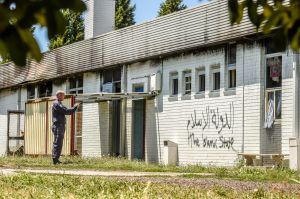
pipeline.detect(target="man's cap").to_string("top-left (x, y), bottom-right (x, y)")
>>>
top-left (55, 90), bottom-right (65, 96)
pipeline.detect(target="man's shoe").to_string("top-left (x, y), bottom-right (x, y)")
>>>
top-left (53, 158), bottom-right (62, 165)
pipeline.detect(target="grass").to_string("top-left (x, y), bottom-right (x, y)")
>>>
top-left (0, 173), bottom-right (297, 199)
top-left (1, 156), bottom-right (300, 183)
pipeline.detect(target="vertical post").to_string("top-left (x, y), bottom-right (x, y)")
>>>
top-left (70, 96), bottom-right (75, 155)
top-left (6, 111), bottom-right (10, 156)
top-left (45, 101), bottom-right (48, 155)
top-left (290, 51), bottom-right (300, 170)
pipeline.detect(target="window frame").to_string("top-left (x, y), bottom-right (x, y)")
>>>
top-left (228, 66), bottom-right (236, 89)
top-left (169, 72), bottom-right (179, 96)
top-left (196, 68), bottom-right (205, 93)
top-left (265, 53), bottom-right (283, 121)
top-left (212, 68), bottom-right (221, 91)
top-left (27, 85), bottom-right (36, 99)
top-left (227, 43), bottom-right (237, 90)
top-left (38, 81), bottom-right (53, 98)
top-left (183, 71), bottom-right (192, 95)
top-left (132, 83), bottom-right (145, 93)
top-left (101, 67), bottom-right (122, 93)
top-left (69, 76), bottom-right (84, 95)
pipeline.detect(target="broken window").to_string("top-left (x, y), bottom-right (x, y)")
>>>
top-left (38, 81), bottom-right (52, 98)
top-left (183, 71), bottom-right (192, 95)
top-left (102, 68), bottom-right (121, 93)
top-left (27, 85), bottom-right (35, 99)
top-left (170, 72), bottom-right (178, 96)
top-left (69, 76), bottom-right (83, 94)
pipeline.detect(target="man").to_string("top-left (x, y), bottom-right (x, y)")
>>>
top-left (52, 90), bottom-right (80, 164)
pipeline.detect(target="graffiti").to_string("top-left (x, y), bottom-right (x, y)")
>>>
top-left (187, 102), bottom-right (235, 150)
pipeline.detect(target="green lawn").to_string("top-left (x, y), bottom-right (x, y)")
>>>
top-left (0, 173), bottom-right (297, 199)
top-left (1, 156), bottom-right (300, 183)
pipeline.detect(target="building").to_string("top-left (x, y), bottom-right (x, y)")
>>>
top-left (0, 0), bottom-right (300, 168)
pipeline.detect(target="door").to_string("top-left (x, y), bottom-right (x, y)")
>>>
top-left (111, 100), bottom-right (121, 156)
top-left (132, 100), bottom-right (145, 160)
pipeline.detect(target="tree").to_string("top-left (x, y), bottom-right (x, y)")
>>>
top-left (115, 0), bottom-right (136, 30)
top-left (228, 0), bottom-right (300, 51)
top-left (0, 0), bottom-right (86, 66)
top-left (49, 10), bottom-right (84, 50)
top-left (158, 0), bottom-right (187, 17)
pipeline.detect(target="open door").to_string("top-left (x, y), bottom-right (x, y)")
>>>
top-left (132, 99), bottom-right (145, 160)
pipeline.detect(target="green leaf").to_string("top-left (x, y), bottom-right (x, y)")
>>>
top-left (16, 27), bottom-right (41, 62)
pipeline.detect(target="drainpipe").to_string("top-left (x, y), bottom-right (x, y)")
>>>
top-left (293, 52), bottom-right (299, 138)
top-left (17, 87), bottom-right (21, 146)
top-left (121, 65), bottom-right (127, 157)
top-left (156, 57), bottom-right (163, 163)
top-left (242, 44), bottom-right (245, 153)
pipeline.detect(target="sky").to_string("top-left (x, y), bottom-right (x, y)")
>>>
top-left (34, 0), bottom-right (206, 53)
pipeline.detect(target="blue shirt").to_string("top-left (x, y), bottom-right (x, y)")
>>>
top-left (52, 100), bottom-right (77, 125)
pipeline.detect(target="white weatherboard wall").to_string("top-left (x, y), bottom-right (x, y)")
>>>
top-left (83, 72), bottom-right (100, 93)
top-left (82, 102), bottom-right (110, 156)
top-left (0, 87), bottom-right (27, 155)
top-left (158, 50), bottom-right (244, 166)
top-left (127, 60), bottom-right (161, 93)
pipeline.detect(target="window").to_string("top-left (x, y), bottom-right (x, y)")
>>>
top-left (265, 55), bottom-right (282, 126)
top-left (27, 85), bottom-right (35, 99)
top-left (197, 69), bottom-right (205, 92)
top-left (228, 44), bottom-right (237, 66)
top-left (38, 81), bottom-right (52, 98)
top-left (213, 72), bottom-right (220, 91)
top-left (265, 38), bottom-right (285, 54)
top-left (183, 71), bottom-right (192, 95)
top-left (170, 72), bottom-right (178, 96)
top-left (266, 56), bottom-right (282, 88)
top-left (102, 68), bottom-right (121, 93)
top-left (228, 69), bottom-right (236, 88)
top-left (133, 83), bottom-right (144, 92)
top-left (227, 43), bottom-right (237, 89)
top-left (69, 76), bottom-right (83, 94)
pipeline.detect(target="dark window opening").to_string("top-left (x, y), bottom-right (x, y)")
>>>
top-left (266, 56), bottom-right (282, 88)
top-left (229, 70), bottom-right (236, 88)
top-left (69, 76), bottom-right (83, 95)
top-left (228, 44), bottom-right (237, 65)
top-left (27, 85), bottom-right (35, 99)
top-left (172, 78), bottom-right (178, 95)
top-left (184, 72), bottom-right (192, 95)
top-left (38, 81), bottom-right (52, 98)
top-left (265, 38), bottom-right (285, 54)
top-left (102, 68), bottom-right (121, 93)
top-left (199, 74), bottom-right (205, 92)
top-left (213, 72), bottom-right (220, 91)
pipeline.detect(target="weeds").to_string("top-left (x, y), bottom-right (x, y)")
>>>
top-left (1, 156), bottom-right (300, 183)
top-left (0, 173), bottom-right (297, 199)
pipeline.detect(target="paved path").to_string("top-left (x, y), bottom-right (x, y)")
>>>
top-left (0, 168), bottom-right (213, 177)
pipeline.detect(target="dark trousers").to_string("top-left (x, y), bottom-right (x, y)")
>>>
top-left (52, 124), bottom-right (65, 159)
